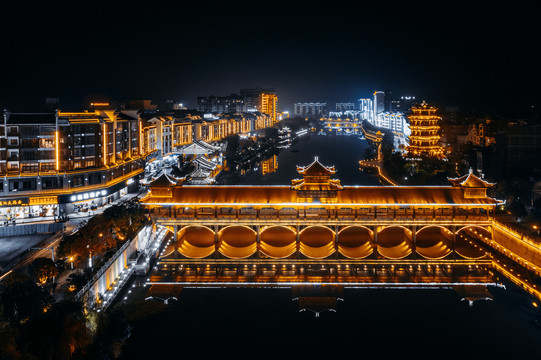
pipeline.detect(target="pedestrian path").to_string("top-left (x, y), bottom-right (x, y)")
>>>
top-left (0, 191), bottom-right (143, 276)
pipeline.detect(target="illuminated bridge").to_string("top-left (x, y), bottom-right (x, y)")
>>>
top-left (140, 158), bottom-right (541, 301)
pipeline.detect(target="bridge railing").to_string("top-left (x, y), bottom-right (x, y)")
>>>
top-left (150, 206), bottom-right (492, 223)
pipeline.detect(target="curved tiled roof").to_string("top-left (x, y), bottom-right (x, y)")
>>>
top-left (141, 185), bottom-right (502, 206)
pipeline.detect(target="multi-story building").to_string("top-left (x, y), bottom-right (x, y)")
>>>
top-left (197, 88), bottom-right (278, 122)
top-left (358, 98), bottom-right (373, 121)
top-left (335, 103), bottom-right (355, 112)
top-left (294, 102), bottom-right (327, 117)
top-left (373, 91), bottom-right (385, 116)
top-left (196, 94), bottom-right (246, 114)
top-left (140, 112), bottom-right (276, 155)
top-left (373, 112), bottom-right (410, 136)
top-left (259, 93), bottom-right (278, 122)
top-left (0, 95), bottom-right (282, 222)
top-left (405, 102), bottom-right (445, 158)
top-left (466, 120), bottom-right (496, 147)
top-left (0, 109), bottom-right (149, 221)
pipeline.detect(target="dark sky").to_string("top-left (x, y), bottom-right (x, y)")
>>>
top-left (1, 1), bottom-right (539, 116)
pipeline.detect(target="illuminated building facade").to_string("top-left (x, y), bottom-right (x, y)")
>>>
top-left (406, 102), bottom-right (445, 158)
top-left (259, 92), bottom-right (278, 122)
top-left (373, 91), bottom-right (385, 115)
top-left (373, 112), bottom-right (410, 136)
top-left (358, 98), bottom-right (373, 121)
top-left (0, 109), bottom-right (148, 220)
top-left (142, 158), bottom-right (502, 261)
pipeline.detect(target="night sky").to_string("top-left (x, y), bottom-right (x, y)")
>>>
top-left (1, 1), bottom-right (539, 116)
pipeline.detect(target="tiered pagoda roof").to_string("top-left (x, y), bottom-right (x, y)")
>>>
top-left (291, 157), bottom-right (343, 192)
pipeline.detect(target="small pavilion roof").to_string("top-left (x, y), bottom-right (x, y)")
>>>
top-left (177, 140), bottom-right (221, 155)
top-left (296, 157), bottom-right (336, 176)
top-left (448, 170), bottom-right (495, 188)
top-left (148, 172), bottom-right (179, 186)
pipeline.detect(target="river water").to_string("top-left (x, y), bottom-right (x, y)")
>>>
top-left (231, 132), bottom-right (380, 185)
top-left (118, 132), bottom-right (541, 359)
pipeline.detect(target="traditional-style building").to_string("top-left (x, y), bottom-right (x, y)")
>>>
top-left (406, 102), bottom-right (445, 158)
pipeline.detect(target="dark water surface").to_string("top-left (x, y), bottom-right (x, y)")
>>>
top-left (119, 286), bottom-right (541, 359)
top-left (233, 133), bottom-right (380, 185)
top-left (119, 134), bottom-right (541, 359)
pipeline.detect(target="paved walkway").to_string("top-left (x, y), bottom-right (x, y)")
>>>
top-left (358, 143), bottom-right (398, 186)
top-left (0, 191), bottom-right (143, 274)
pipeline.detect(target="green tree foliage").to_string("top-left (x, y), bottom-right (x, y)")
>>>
top-left (20, 301), bottom-right (92, 360)
top-left (29, 257), bottom-right (59, 284)
top-left (57, 198), bottom-right (146, 265)
top-left (0, 272), bottom-right (51, 325)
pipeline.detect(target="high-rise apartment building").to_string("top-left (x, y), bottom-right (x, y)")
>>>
top-left (259, 92), bottom-right (278, 122)
top-left (294, 102), bottom-right (327, 117)
top-left (373, 91), bottom-right (385, 116)
top-left (358, 98), bottom-right (373, 121)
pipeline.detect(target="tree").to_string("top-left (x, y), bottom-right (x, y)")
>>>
top-left (20, 301), bottom-right (92, 360)
top-left (0, 276), bottom-right (51, 324)
top-left (29, 257), bottom-right (58, 284)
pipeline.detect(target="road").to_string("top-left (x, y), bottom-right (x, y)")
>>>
top-left (0, 191), bottom-right (142, 280)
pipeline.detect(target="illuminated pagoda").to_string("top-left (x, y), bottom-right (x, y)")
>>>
top-left (406, 101), bottom-right (445, 158)
top-left (291, 157), bottom-right (343, 203)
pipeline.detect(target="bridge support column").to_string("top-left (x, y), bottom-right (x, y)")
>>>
top-left (173, 225), bottom-right (178, 243)
top-left (335, 225), bottom-right (339, 259)
top-left (214, 225), bottom-right (219, 257)
top-left (373, 226), bottom-right (378, 259)
top-left (451, 226), bottom-right (456, 259)
top-left (296, 225), bottom-right (300, 259)
top-left (411, 225), bottom-right (416, 259)
top-left (256, 225), bottom-right (261, 259)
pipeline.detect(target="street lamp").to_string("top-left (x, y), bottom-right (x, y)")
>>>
top-left (87, 245), bottom-right (92, 268)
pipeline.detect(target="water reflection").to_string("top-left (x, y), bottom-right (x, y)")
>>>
top-left (118, 129), bottom-right (541, 360)
top-left (223, 132), bottom-right (380, 185)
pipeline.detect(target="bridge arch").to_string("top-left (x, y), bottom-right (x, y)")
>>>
top-left (177, 225), bottom-right (216, 259)
top-left (259, 226), bottom-right (297, 259)
top-left (454, 226), bottom-right (489, 259)
top-left (299, 226), bottom-right (335, 259)
top-left (455, 225), bottom-right (491, 236)
top-left (415, 225), bottom-right (453, 259)
top-left (217, 225), bottom-right (257, 259)
top-left (376, 226), bottom-right (412, 259)
top-left (337, 226), bottom-right (374, 259)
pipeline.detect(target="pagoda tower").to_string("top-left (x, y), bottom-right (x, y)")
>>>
top-left (406, 101), bottom-right (445, 158)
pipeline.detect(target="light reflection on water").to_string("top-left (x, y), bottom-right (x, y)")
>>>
top-left (227, 133), bottom-right (381, 185)
top-left (119, 133), bottom-right (541, 359)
